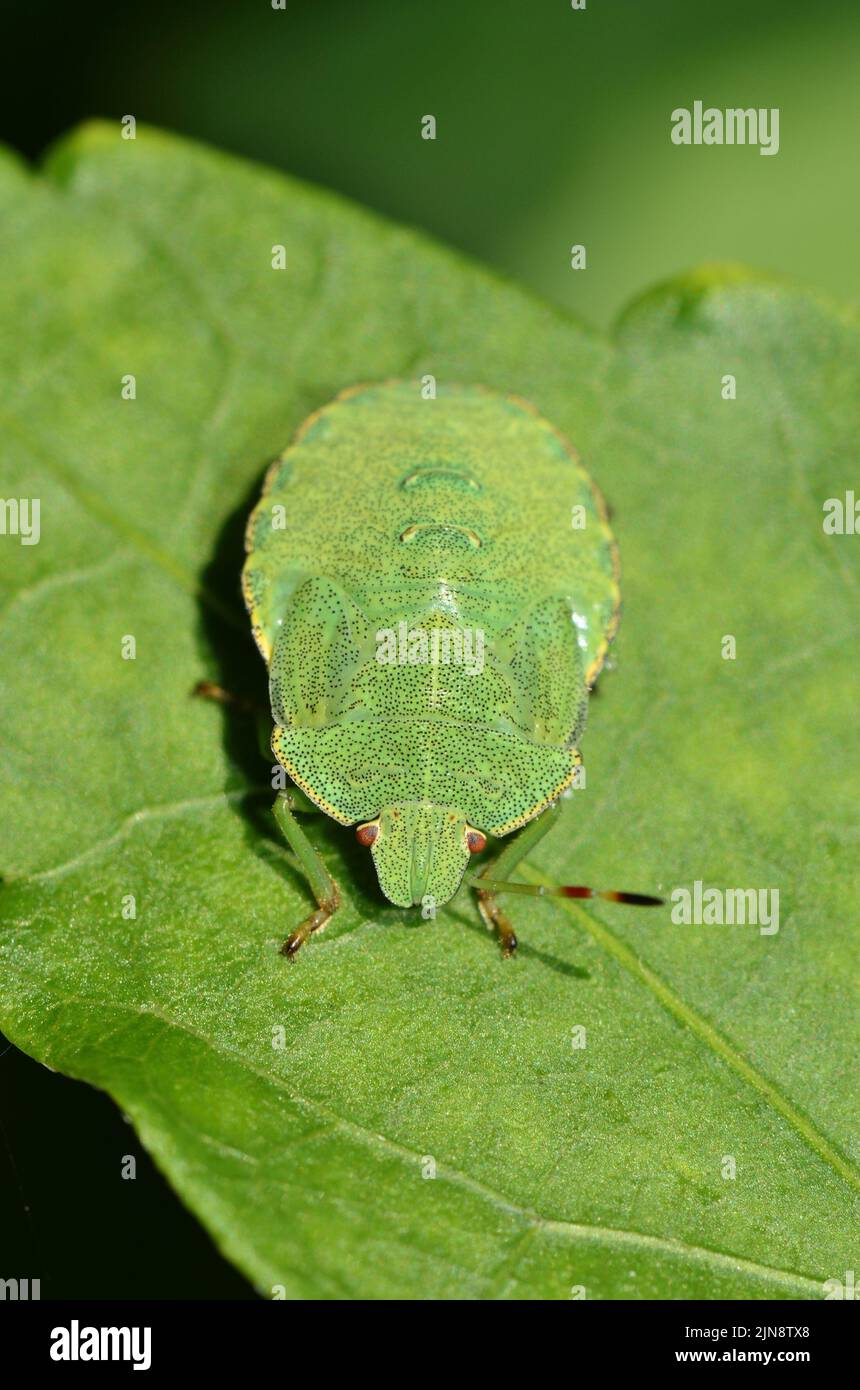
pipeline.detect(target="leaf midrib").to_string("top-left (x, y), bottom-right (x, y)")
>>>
top-left (5, 775), bottom-right (858, 1215)
top-left (520, 863), bottom-right (860, 1200)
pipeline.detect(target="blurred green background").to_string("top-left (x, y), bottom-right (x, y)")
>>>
top-left (3, 0), bottom-right (860, 329)
top-left (1, 0), bottom-right (857, 1299)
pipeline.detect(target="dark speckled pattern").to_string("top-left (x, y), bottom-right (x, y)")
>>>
top-left (243, 382), bottom-right (619, 906)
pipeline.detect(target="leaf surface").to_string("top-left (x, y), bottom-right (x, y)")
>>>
top-left (1, 125), bottom-right (858, 1299)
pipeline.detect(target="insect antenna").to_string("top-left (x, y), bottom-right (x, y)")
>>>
top-left (466, 874), bottom-right (663, 907)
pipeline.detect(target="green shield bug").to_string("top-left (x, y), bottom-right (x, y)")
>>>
top-left (238, 381), bottom-right (661, 957)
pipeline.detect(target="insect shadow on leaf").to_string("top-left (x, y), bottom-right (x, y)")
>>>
top-left (193, 467), bottom-right (380, 914)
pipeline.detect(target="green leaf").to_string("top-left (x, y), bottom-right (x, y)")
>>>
top-left (1, 123), bottom-right (858, 1301)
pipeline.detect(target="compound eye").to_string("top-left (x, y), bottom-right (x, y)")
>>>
top-left (356, 820), bottom-right (379, 847)
top-left (465, 827), bottom-right (487, 854)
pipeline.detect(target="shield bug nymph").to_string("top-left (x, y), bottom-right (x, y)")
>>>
top-left (236, 381), bottom-right (662, 956)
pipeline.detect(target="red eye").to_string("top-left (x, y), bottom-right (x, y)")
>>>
top-left (356, 821), bottom-right (379, 847)
top-left (465, 828), bottom-right (487, 853)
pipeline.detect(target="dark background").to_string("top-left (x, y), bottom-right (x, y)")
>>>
top-left (1, 0), bottom-right (857, 1299)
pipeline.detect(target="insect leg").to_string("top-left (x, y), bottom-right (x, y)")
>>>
top-left (272, 791), bottom-right (341, 957)
top-left (279, 781), bottom-right (320, 814)
top-left (192, 679), bottom-right (264, 714)
top-left (192, 681), bottom-right (278, 767)
top-left (474, 802), bottom-right (563, 957)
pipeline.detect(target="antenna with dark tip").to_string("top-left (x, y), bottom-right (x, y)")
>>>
top-left (466, 874), bottom-right (663, 907)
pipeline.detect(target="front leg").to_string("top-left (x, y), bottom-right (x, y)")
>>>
top-left (272, 790), bottom-right (341, 957)
top-left (192, 679), bottom-right (273, 763)
top-left (195, 684), bottom-right (337, 953)
top-left (475, 801), bottom-right (563, 957)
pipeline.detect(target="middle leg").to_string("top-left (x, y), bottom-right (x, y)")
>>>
top-left (475, 800), bottom-right (563, 957)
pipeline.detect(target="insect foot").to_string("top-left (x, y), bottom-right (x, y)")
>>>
top-left (476, 891), bottom-right (518, 959)
top-left (280, 887), bottom-right (341, 959)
